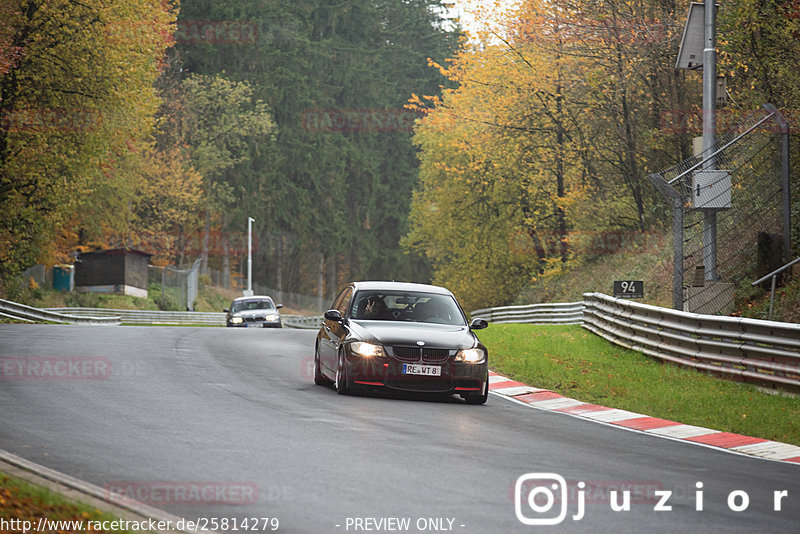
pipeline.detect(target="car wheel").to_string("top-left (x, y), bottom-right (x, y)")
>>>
top-left (334, 349), bottom-right (350, 395)
top-left (463, 379), bottom-right (488, 405)
top-left (314, 344), bottom-right (331, 386)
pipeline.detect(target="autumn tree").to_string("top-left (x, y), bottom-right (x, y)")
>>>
top-left (0, 0), bottom-right (176, 282)
top-left (154, 71), bottom-right (275, 271)
top-left (405, 0), bottom-right (692, 310)
top-left (131, 147), bottom-right (204, 266)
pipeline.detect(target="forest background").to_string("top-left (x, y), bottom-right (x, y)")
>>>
top-left (0, 0), bottom-right (798, 312)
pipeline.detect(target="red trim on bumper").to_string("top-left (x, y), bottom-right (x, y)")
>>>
top-left (354, 381), bottom-right (384, 386)
top-left (454, 387), bottom-right (481, 391)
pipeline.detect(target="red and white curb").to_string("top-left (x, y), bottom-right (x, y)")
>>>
top-left (488, 371), bottom-right (800, 464)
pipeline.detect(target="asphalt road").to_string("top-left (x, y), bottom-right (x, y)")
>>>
top-left (0, 324), bottom-right (798, 533)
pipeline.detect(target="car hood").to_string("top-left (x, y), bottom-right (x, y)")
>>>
top-left (350, 320), bottom-right (476, 349)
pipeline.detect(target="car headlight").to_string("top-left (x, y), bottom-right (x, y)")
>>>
top-left (265, 314), bottom-right (279, 322)
top-left (350, 341), bottom-right (386, 357)
top-left (231, 316), bottom-right (243, 324)
top-left (455, 348), bottom-right (485, 363)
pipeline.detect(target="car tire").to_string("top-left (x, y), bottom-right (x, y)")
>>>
top-left (463, 379), bottom-right (488, 405)
top-left (334, 349), bottom-right (350, 395)
top-left (314, 344), bottom-right (331, 386)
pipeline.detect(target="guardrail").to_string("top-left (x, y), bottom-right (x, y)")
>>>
top-left (44, 307), bottom-right (324, 328)
top-left (282, 315), bottom-right (323, 329)
top-left (582, 293), bottom-right (800, 389)
top-left (471, 302), bottom-right (584, 325)
top-left (44, 307), bottom-right (225, 326)
top-left (0, 299), bottom-right (120, 325)
top-left (471, 294), bottom-right (800, 390)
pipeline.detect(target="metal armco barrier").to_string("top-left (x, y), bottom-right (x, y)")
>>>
top-left (282, 315), bottom-right (323, 329)
top-left (472, 293), bottom-right (800, 390)
top-left (471, 302), bottom-right (584, 325)
top-left (581, 293), bottom-right (800, 390)
top-left (0, 299), bottom-right (120, 325)
top-left (44, 307), bottom-right (225, 326)
top-left (44, 307), bottom-right (323, 328)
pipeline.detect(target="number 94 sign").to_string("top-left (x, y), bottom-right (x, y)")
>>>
top-left (614, 281), bottom-right (644, 299)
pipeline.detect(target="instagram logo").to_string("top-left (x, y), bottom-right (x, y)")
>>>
top-left (515, 473), bottom-right (576, 526)
top-left (513, 473), bottom-right (790, 524)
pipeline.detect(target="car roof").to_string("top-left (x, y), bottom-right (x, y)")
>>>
top-left (232, 295), bottom-right (274, 302)
top-left (349, 281), bottom-right (455, 296)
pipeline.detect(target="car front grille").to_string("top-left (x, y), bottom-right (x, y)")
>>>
top-left (391, 346), bottom-right (451, 363)
top-left (385, 378), bottom-right (453, 392)
top-left (244, 316), bottom-right (265, 322)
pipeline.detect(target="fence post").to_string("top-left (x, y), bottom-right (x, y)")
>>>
top-left (649, 173), bottom-right (685, 310)
top-left (762, 104), bottom-right (792, 264)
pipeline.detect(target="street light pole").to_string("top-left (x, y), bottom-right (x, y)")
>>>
top-left (702, 0), bottom-right (717, 281)
top-left (245, 216), bottom-right (254, 296)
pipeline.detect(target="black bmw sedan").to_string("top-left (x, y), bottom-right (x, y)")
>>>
top-left (314, 281), bottom-right (489, 404)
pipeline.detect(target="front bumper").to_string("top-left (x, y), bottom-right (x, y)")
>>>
top-left (227, 318), bottom-right (282, 328)
top-left (343, 347), bottom-right (487, 394)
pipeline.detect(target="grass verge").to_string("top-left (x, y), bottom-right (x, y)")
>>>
top-left (0, 473), bottom-right (146, 533)
top-left (481, 324), bottom-right (800, 446)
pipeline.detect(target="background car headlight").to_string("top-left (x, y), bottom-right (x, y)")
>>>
top-left (231, 317), bottom-right (243, 324)
top-left (350, 342), bottom-right (385, 357)
top-left (455, 348), bottom-right (485, 363)
top-left (265, 314), bottom-right (279, 322)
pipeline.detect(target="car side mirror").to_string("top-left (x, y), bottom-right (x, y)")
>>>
top-left (223, 308), bottom-right (230, 313)
top-left (276, 304), bottom-right (283, 309)
top-left (324, 309), bottom-right (344, 323)
top-left (469, 318), bottom-right (488, 330)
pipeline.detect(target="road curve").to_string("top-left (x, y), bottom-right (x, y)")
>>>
top-left (0, 324), bottom-right (797, 533)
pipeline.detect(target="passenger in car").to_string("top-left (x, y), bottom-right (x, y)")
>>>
top-left (357, 294), bottom-right (387, 319)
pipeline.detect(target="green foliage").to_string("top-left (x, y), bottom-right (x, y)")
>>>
top-left (738, 272), bottom-right (800, 323)
top-left (157, 72), bottom-right (276, 212)
top-left (1, 473), bottom-right (142, 534)
top-left (719, 0), bottom-right (800, 109)
top-left (482, 324), bottom-right (800, 445)
top-left (516, 231), bottom-right (674, 307)
top-left (175, 0), bottom-right (459, 288)
top-left (19, 280), bottom-right (237, 312)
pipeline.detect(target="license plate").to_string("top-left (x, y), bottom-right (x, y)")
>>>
top-left (402, 363), bottom-right (441, 376)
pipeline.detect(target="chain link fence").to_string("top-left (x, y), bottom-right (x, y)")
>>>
top-left (650, 105), bottom-right (791, 313)
top-left (148, 258), bottom-right (201, 311)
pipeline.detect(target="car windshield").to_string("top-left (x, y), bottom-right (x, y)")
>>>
top-left (351, 291), bottom-right (466, 326)
top-left (231, 300), bottom-right (275, 312)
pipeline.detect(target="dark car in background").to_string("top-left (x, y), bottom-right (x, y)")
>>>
top-left (314, 281), bottom-right (489, 404)
top-left (224, 296), bottom-right (283, 328)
